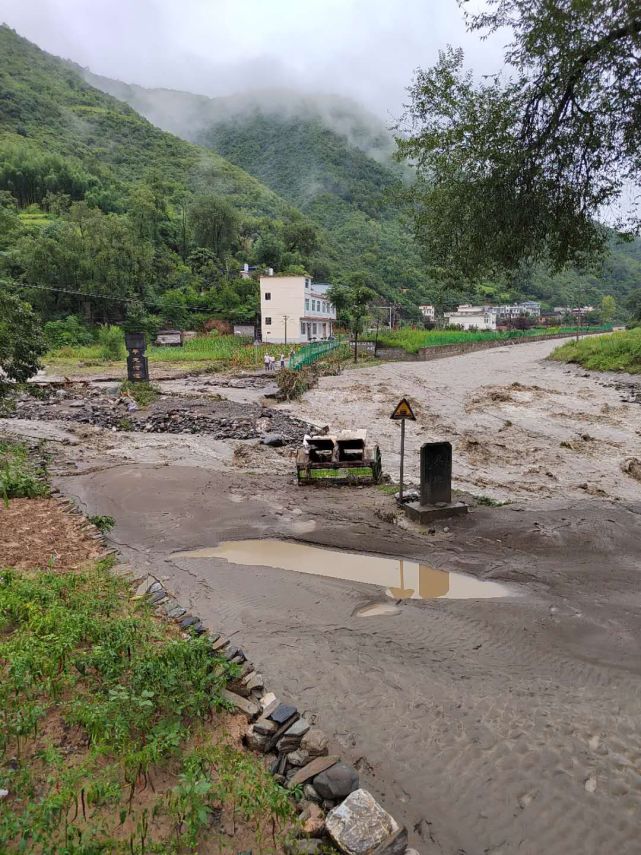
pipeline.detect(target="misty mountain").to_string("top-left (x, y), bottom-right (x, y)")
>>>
top-left (80, 72), bottom-right (433, 299)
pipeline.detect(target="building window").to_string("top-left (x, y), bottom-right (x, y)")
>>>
top-left (265, 317), bottom-right (271, 325)
top-left (300, 321), bottom-right (305, 335)
top-left (305, 299), bottom-right (310, 310)
top-left (264, 292), bottom-right (271, 301)
top-left (312, 323), bottom-right (317, 334)
top-left (305, 279), bottom-right (311, 288)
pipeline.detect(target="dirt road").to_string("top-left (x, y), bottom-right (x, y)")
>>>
top-left (285, 337), bottom-right (641, 503)
top-left (4, 338), bottom-right (641, 855)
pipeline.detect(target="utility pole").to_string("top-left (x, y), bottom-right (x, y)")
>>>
top-left (283, 315), bottom-right (289, 345)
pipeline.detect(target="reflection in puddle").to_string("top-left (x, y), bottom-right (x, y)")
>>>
top-left (354, 602), bottom-right (402, 617)
top-left (173, 540), bottom-right (511, 601)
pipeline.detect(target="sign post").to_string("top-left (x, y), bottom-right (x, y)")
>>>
top-left (390, 397), bottom-right (416, 502)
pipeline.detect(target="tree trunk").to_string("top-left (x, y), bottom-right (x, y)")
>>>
top-left (354, 330), bottom-right (358, 363)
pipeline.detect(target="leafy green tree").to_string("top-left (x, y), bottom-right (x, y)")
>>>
top-left (0, 191), bottom-right (19, 250)
top-left (600, 295), bottom-right (616, 323)
top-left (398, 2), bottom-right (641, 279)
top-left (0, 287), bottom-right (47, 393)
top-left (328, 274), bottom-right (375, 363)
top-left (188, 194), bottom-right (239, 259)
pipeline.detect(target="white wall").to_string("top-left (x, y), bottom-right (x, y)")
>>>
top-left (260, 276), bottom-right (306, 343)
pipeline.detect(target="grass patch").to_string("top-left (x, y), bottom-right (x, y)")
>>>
top-left (371, 326), bottom-right (610, 354)
top-left (474, 495), bottom-right (509, 507)
top-left (550, 328), bottom-right (641, 373)
top-left (47, 335), bottom-right (303, 371)
top-left (120, 381), bottom-right (161, 408)
top-left (87, 514), bottom-right (115, 533)
top-left (0, 441), bottom-right (49, 503)
top-left (0, 559), bottom-right (295, 852)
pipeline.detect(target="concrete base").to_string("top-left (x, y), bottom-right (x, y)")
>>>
top-left (402, 501), bottom-right (469, 524)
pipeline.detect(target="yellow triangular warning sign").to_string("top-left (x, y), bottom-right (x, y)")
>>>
top-left (390, 397), bottom-right (416, 420)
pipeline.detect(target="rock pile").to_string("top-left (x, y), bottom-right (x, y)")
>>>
top-left (11, 388), bottom-right (307, 444)
top-left (134, 573), bottom-right (414, 855)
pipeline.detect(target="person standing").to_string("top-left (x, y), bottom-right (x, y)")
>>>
top-left (280, 353), bottom-right (286, 369)
top-left (264, 353), bottom-right (270, 372)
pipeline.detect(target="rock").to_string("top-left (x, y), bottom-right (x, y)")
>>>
top-left (243, 672), bottom-right (264, 692)
top-left (245, 726), bottom-right (269, 752)
top-left (326, 789), bottom-right (406, 855)
top-left (148, 589), bottom-right (167, 604)
top-left (313, 763), bottom-right (359, 800)
top-left (300, 728), bottom-right (328, 758)
top-left (260, 692), bottom-right (278, 710)
top-left (277, 717), bottom-right (311, 753)
top-left (147, 580), bottom-right (163, 594)
top-left (284, 718), bottom-right (311, 738)
top-left (303, 784), bottom-right (322, 803)
top-left (287, 756), bottom-right (340, 789)
top-left (270, 702), bottom-right (298, 724)
top-left (261, 433), bottom-right (285, 447)
top-left (179, 615), bottom-right (199, 629)
top-left (167, 606), bottom-right (186, 619)
top-left (220, 689), bottom-right (260, 720)
top-left (133, 576), bottom-right (154, 597)
top-left (300, 802), bottom-right (325, 837)
top-left (254, 716), bottom-right (279, 736)
top-left (287, 750), bottom-right (311, 767)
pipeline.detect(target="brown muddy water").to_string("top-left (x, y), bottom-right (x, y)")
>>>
top-left (172, 539), bottom-right (511, 602)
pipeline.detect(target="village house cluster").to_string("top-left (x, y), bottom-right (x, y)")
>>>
top-left (420, 301), bottom-right (595, 331)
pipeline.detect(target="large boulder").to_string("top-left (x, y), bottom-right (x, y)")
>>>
top-left (325, 789), bottom-right (407, 855)
top-left (313, 763), bottom-right (359, 800)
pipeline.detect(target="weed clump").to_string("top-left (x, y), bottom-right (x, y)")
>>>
top-left (120, 380), bottom-right (160, 408)
top-left (0, 561), bottom-right (295, 852)
top-left (0, 441), bottom-right (49, 503)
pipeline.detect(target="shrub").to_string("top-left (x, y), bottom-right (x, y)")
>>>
top-left (43, 315), bottom-right (94, 349)
top-left (97, 324), bottom-right (125, 361)
top-left (0, 441), bottom-right (49, 502)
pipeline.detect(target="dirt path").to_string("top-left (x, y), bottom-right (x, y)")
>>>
top-left (4, 340), bottom-right (641, 854)
top-left (283, 337), bottom-right (641, 503)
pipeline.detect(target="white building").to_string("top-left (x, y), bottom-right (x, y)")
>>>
top-left (259, 274), bottom-right (336, 344)
top-left (488, 301), bottom-right (541, 320)
top-left (444, 304), bottom-right (497, 331)
top-left (419, 304), bottom-right (435, 320)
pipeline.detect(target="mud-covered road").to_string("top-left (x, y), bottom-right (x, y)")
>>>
top-left (285, 337), bottom-right (641, 503)
top-left (3, 337), bottom-right (641, 855)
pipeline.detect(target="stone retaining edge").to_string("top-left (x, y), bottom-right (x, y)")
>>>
top-left (48, 490), bottom-right (415, 855)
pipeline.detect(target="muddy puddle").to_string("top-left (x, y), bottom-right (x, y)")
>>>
top-left (173, 539), bottom-right (511, 601)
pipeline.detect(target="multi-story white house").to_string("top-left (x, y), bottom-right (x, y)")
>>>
top-left (488, 300), bottom-right (541, 320)
top-left (444, 304), bottom-right (497, 330)
top-left (259, 274), bottom-right (336, 344)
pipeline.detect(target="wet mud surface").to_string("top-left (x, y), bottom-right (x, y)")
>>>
top-left (4, 338), bottom-right (641, 854)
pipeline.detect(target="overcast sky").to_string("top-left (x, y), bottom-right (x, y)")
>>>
top-left (0, 0), bottom-right (505, 117)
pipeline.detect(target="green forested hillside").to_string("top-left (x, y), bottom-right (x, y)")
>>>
top-left (80, 76), bottom-right (433, 306)
top-left (0, 26), bottom-right (344, 332)
top-left (81, 72), bottom-right (641, 317)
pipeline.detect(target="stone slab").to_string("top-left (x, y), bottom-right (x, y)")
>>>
top-left (221, 689), bottom-right (260, 720)
top-left (402, 501), bottom-right (468, 524)
top-left (288, 756), bottom-right (340, 789)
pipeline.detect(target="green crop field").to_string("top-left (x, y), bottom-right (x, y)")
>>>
top-left (551, 328), bottom-right (641, 372)
top-left (370, 326), bottom-right (610, 354)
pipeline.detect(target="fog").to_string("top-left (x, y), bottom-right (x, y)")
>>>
top-left (0, 0), bottom-right (505, 118)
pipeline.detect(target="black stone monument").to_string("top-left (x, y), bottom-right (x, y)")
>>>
top-left (420, 441), bottom-right (452, 505)
top-left (125, 332), bottom-right (149, 382)
top-left (402, 439), bottom-right (468, 523)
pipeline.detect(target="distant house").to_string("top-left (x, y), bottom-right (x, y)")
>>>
top-left (259, 273), bottom-right (336, 344)
top-left (419, 304), bottom-right (435, 320)
top-left (488, 301), bottom-right (541, 320)
top-left (445, 304), bottom-right (497, 331)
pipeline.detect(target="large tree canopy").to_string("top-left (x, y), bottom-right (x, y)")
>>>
top-left (398, 0), bottom-right (641, 281)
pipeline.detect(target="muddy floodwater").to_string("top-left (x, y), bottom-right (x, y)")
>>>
top-left (172, 539), bottom-right (511, 601)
